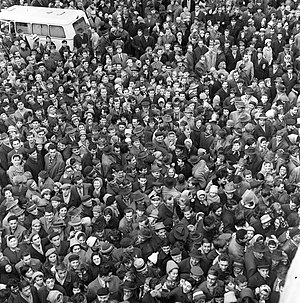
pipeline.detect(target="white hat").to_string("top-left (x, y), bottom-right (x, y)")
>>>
top-left (209, 185), bottom-right (219, 193)
top-left (148, 252), bottom-right (158, 265)
top-left (86, 236), bottom-right (97, 247)
top-left (260, 214), bottom-right (272, 224)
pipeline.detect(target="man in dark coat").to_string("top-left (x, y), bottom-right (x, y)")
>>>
top-left (253, 114), bottom-right (275, 141)
top-left (0, 133), bottom-right (12, 188)
top-left (248, 262), bottom-right (276, 290)
top-left (254, 49), bottom-right (269, 80)
top-left (24, 148), bottom-right (44, 182)
top-left (54, 262), bottom-right (80, 297)
top-left (15, 280), bottom-right (40, 303)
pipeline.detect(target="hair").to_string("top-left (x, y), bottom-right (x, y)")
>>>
top-left (45, 205), bottom-right (54, 214)
top-left (57, 203), bottom-right (68, 212)
top-left (274, 179), bottom-right (284, 188)
top-left (99, 264), bottom-right (112, 277)
top-left (44, 273), bottom-right (55, 282)
top-left (124, 208), bottom-right (134, 214)
top-left (224, 275), bottom-right (235, 286)
top-left (203, 215), bottom-right (216, 228)
top-left (8, 215), bottom-right (18, 222)
top-left (48, 143), bottom-right (56, 150)
top-left (18, 279), bottom-right (30, 290)
top-left (72, 293), bottom-right (86, 303)
top-left (236, 229), bottom-right (248, 241)
top-left (236, 275), bottom-right (248, 284)
top-left (21, 251), bottom-right (31, 259)
top-left (213, 238), bottom-right (227, 250)
top-left (103, 208), bottom-right (113, 216)
top-left (210, 202), bottom-right (222, 212)
top-left (55, 262), bottom-right (67, 272)
top-left (20, 265), bottom-right (32, 277)
top-left (216, 168), bottom-right (228, 180)
top-left (207, 268), bottom-right (218, 277)
top-left (91, 252), bottom-right (102, 263)
top-left (218, 253), bottom-right (230, 263)
top-left (7, 278), bottom-right (19, 289)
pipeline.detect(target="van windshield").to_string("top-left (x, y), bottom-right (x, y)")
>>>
top-left (73, 17), bottom-right (88, 32)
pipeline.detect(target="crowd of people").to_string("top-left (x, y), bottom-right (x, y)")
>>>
top-left (0, 0), bottom-right (300, 302)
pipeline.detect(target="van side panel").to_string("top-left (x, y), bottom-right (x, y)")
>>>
top-left (0, 6), bottom-right (90, 50)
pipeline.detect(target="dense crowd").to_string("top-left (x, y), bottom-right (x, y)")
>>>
top-left (0, 0), bottom-right (300, 302)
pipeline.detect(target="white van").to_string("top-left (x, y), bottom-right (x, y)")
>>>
top-left (0, 5), bottom-right (90, 50)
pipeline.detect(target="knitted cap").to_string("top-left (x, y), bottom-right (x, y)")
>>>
top-left (166, 260), bottom-right (179, 274)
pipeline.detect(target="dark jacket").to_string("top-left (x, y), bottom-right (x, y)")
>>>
top-left (24, 155), bottom-right (44, 182)
top-left (55, 271), bottom-right (80, 297)
top-left (15, 287), bottom-right (40, 303)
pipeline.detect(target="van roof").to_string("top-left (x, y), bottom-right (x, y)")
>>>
top-left (0, 5), bottom-right (86, 25)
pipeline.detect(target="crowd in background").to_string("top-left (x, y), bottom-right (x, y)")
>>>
top-left (0, 0), bottom-right (300, 302)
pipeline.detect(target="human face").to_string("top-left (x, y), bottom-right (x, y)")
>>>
top-left (9, 219), bottom-right (18, 230)
top-left (190, 256), bottom-right (200, 266)
top-left (151, 197), bottom-right (161, 208)
top-left (48, 253), bottom-right (57, 263)
top-left (51, 235), bottom-right (61, 247)
top-left (156, 229), bottom-right (167, 239)
top-left (70, 260), bottom-right (79, 269)
top-left (161, 245), bottom-right (170, 255)
top-left (12, 156), bottom-right (21, 166)
top-left (258, 268), bottom-right (269, 279)
top-left (49, 148), bottom-right (57, 158)
top-left (290, 200), bottom-right (297, 211)
top-left (34, 276), bottom-right (44, 287)
top-left (97, 295), bottom-right (109, 303)
top-left (32, 234), bottom-right (41, 246)
top-left (182, 280), bottom-right (192, 294)
top-left (45, 211), bottom-right (54, 222)
top-left (202, 243), bottom-right (211, 254)
top-left (21, 286), bottom-right (32, 298)
top-left (57, 269), bottom-right (67, 280)
top-left (125, 212), bottom-right (133, 222)
top-left (138, 177), bottom-right (147, 186)
top-left (253, 251), bottom-right (264, 259)
top-left (219, 260), bottom-right (229, 272)
top-left (169, 268), bottom-right (178, 281)
top-left (5, 264), bottom-right (12, 273)
top-left (184, 210), bottom-right (192, 221)
top-left (277, 183), bottom-right (285, 193)
top-left (172, 254), bottom-right (182, 263)
top-left (207, 274), bottom-right (217, 287)
top-left (46, 278), bottom-right (55, 290)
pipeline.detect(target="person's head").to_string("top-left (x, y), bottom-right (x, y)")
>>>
top-left (48, 144), bottom-right (57, 158)
top-left (218, 253), bottom-right (230, 272)
top-left (45, 274), bottom-right (55, 290)
top-left (8, 215), bottom-right (18, 230)
top-left (91, 252), bottom-right (102, 266)
top-left (124, 208), bottom-right (134, 222)
top-left (49, 232), bottom-right (61, 247)
top-left (207, 268), bottom-right (218, 287)
top-left (96, 287), bottom-right (110, 303)
top-left (19, 280), bottom-right (31, 298)
top-left (20, 264), bottom-right (34, 280)
top-left (55, 262), bottom-right (67, 280)
top-left (257, 265), bottom-right (270, 279)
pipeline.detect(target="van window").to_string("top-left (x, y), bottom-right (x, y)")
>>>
top-left (16, 22), bottom-right (31, 34)
top-left (73, 17), bottom-right (88, 32)
top-left (49, 25), bottom-right (66, 38)
top-left (32, 23), bottom-right (48, 36)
